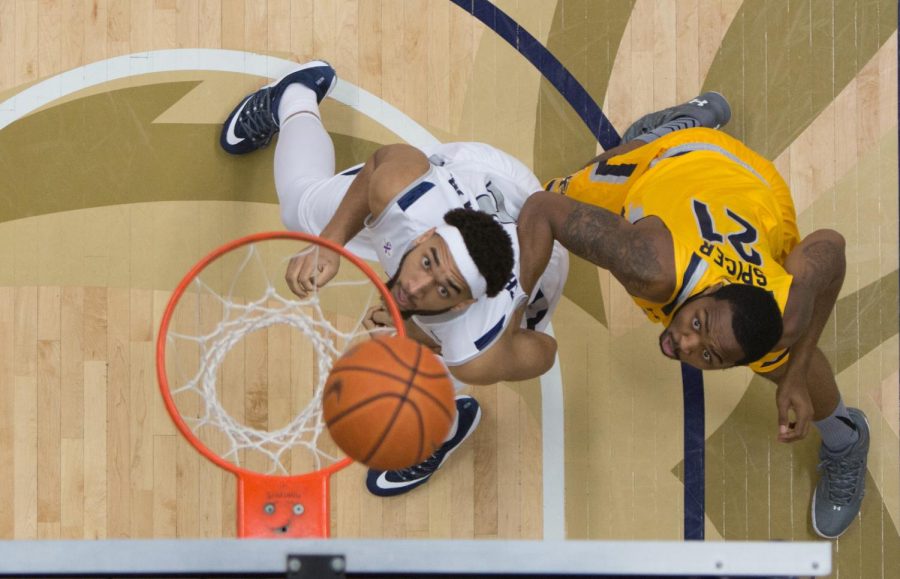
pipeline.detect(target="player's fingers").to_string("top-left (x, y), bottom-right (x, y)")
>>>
top-left (372, 308), bottom-right (394, 327)
top-left (778, 421), bottom-right (801, 443)
top-left (776, 398), bottom-right (791, 438)
top-left (790, 394), bottom-right (813, 440)
top-left (295, 258), bottom-right (323, 295)
top-left (287, 249), bottom-right (343, 298)
top-left (777, 427), bottom-right (791, 443)
top-left (285, 257), bottom-right (310, 297)
top-left (781, 412), bottom-right (812, 443)
top-left (362, 306), bottom-right (388, 330)
top-left (315, 262), bottom-right (338, 287)
top-left (292, 256), bottom-right (326, 297)
top-left (796, 413), bottom-right (812, 441)
top-left (362, 310), bottom-right (378, 330)
top-left (305, 253), bottom-right (340, 290)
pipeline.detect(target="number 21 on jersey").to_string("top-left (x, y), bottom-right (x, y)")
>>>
top-left (692, 200), bottom-right (762, 266)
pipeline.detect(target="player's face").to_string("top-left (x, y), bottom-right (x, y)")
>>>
top-left (388, 229), bottom-right (475, 314)
top-left (658, 291), bottom-right (745, 370)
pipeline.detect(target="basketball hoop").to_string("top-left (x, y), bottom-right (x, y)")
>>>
top-left (156, 231), bottom-right (403, 538)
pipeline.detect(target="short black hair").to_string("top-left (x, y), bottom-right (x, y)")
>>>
top-left (442, 208), bottom-right (514, 297)
top-left (711, 284), bottom-right (783, 365)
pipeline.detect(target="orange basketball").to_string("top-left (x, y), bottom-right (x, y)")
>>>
top-left (323, 335), bottom-right (455, 470)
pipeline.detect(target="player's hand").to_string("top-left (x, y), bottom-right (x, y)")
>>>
top-left (363, 305), bottom-right (395, 330)
top-left (775, 378), bottom-right (814, 443)
top-left (285, 246), bottom-right (341, 298)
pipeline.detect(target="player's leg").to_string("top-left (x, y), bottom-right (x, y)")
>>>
top-left (273, 85), bottom-right (338, 231)
top-left (219, 61), bottom-right (377, 259)
top-left (220, 60), bottom-right (336, 155)
top-left (803, 348), bottom-right (869, 539)
top-left (218, 60), bottom-right (340, 232)
top-left (274, 92), bottom-right (380, 259)
top-left (545, 92), bottom-right (733, 206)
top-left (761, 346), bottom-right (868, 539)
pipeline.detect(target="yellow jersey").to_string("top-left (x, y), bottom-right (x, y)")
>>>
top-left (549, 128), bottom-right (800, 372)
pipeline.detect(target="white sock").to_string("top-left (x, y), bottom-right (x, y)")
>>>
top-left (273, 105), bottom-right (335, 231)
top-left (277, 84), bottom-right (320, 123)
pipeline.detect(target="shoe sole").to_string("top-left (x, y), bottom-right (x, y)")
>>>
top-left (810, 411), bottom-right (869, 539)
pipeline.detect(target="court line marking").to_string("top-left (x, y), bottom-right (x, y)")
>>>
top-left (450, 0), bottom-right (620, 149)
top-left (0, 47), bottom-right (566, 540)
top-left (0, 49), bottom-right (440, 148)
top-left (541, 322), bottom-right (565, 540)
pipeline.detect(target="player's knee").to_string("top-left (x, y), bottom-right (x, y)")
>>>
top-left (279, 203), bottom-right (303, 232)
top-left (822, 229), bottom-right (846, 250)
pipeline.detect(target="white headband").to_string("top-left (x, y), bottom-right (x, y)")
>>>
top-left (433, 224), bottom-right (488, 300)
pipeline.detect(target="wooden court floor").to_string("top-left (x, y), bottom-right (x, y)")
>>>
top-left (0, 1), bottom-right (898, 578)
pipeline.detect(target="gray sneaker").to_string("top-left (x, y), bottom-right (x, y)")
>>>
top-left (811, 407), bottom-right (869, 539)
top-left (621, 91), bottom-right (731, 143)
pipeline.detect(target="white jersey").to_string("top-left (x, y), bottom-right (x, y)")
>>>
top-left (364, 143), bottom-right (568, 366)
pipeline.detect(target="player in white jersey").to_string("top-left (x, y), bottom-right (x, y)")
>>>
top-left (220, 60), bottom-right (568, 496)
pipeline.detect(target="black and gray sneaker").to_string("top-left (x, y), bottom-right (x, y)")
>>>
top-left (366, 395), bottom-right (482, 497)
top-left (220, 60), bottom-right (337, 155)
top-left (621, 91), bottom-right (731, 143)
top-left (811, 407), bottom-right (870, 539)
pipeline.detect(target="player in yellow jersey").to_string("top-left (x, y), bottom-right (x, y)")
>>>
top-left (520, 95), bottom-right (868, 540)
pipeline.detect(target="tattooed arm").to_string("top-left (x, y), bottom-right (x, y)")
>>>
top-left (760, 229), bottom-right (847, 442)
top-left (517, 191), bottom-right (675, 302)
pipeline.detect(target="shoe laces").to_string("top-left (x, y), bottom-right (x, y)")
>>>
top-left (238, 89), bottom-right (278, 147)
top-left (392, 444), bottom-right (448, 481)
top-left (818, 454), bottom-right (865, 506)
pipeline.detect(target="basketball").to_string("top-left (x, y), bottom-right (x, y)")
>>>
top-left (323, 335), bottom-right (455, 470)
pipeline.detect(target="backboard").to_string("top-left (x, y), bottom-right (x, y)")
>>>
top-left (0, 538), bottom-right (831, 578)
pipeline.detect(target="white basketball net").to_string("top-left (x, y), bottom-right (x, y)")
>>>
top-left (163, 240), bottom-right (393, 475)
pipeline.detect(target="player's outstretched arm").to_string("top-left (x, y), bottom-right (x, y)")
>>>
top-left (517, 191), bottom-right (675, 302)
top-left (759, 228), bottom-right (846, 443)
top-left (285, 144), bottom-right (429, 297)
top-left (447, 305), bottom-right (557, 385)
top-left (778, 229), bottom-right (847, 350)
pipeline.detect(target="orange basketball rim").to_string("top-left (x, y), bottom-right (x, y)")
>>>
top-left (156, 231), bottom-right (404, 538)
